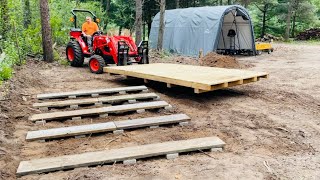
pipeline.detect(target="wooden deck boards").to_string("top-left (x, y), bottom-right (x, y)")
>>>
top-left (29, 101), bottom-right (170, 122)
top-left (33, 93), bottom-right (159, 109)
top-left (104, 63), bottom-right (269, 93)
top-left (26, 114), bottom-right (190, 141)
top-left (37, 86), bottom-right (148, 100)
top-left (17, 136), bottom-right (225, 176)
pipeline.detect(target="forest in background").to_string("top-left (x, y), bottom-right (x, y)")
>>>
top-left (0, 0), bottom-right (320, 82)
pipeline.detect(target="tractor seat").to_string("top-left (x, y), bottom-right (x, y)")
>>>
top-left (70, 28), bottom-right (82, 32)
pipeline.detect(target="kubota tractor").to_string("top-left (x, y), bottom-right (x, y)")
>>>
top-left (66, 9), bottom-right (149, 74)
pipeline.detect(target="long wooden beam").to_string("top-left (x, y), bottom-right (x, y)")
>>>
top-left (17, 136), bottom-right (225, 176)
top-left (29, 101), bottom-right (171, 122)
top-left (37, 86), bottom-right (148, 100)
top-left (26, 114), bottom-right (190, 141)
top-left (33, 93), bottom-right (159, 109)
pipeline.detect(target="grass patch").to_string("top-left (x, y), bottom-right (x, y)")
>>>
top-left (53, 49), bottom-right (69, 66)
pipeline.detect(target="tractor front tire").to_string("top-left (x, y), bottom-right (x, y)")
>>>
top-left (66, 41), bottom-right (84, 67)
top-left (89, 55), bottom-right (105, 74)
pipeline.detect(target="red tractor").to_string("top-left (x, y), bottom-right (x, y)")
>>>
top-left (66, 9), bottom-right (149, 74)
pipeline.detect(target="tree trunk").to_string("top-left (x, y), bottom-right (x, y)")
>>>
top-left (135, 0), bottom-right (143, 46)
top-left (157, 0), bottom-right (165, 51)
top-left (105, 0), bottom-right (110, 29)
top-left (40, 0), bottom-right (54, 62)
top-left (24, 0), bottom-right (31, 28)
top-left (220, 0), bottom-right (223, 5)
top-left (228, 0), bottom-right (232, 5)
top-left (243, 0), bottom-right (249, 8)
top-left (260, 4), bottom-right (267, 38)
top-left (176, 0), bottom-right (179, 8)
top-left (143, 22), bottom-right (146, 40)
top-left (147, 20), bottom-right (152, 37)
top-left (119, 26), bottom-right (123, 35)
top-left (0, 0), bottom-right (9, 40)
top-left (284, 1), bottom-right (293, 41)
top-left (291, 13), bottom-right (296, 38)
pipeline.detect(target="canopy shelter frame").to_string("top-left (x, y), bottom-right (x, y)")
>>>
top-left (149, 5), bottom-right (256, 57)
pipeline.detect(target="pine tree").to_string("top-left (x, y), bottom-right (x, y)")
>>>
top-left (39, 0), bottom-right (54, 62)
top-left (135, 0), bottom-right (143, 46)
top-left (157, 0), bottom-right (165, 50)
top-left (0, 0), bottom-right (9, 40)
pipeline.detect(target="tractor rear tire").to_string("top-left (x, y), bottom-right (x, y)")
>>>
top-left (66, 41), bottom-right (84, 67)
top-left (89, 55), bottom-right (105, 74)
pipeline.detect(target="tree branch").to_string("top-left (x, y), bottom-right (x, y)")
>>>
top-left (254, 3), bottom-right (264, 12)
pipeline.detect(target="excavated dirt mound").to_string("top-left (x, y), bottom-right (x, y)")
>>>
top-left (149, 51), bottom-right (252, 69)
top-left (199, 52), bottom-right (240, 69)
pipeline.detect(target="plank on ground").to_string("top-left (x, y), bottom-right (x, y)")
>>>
top-left (17, 136), bottom-right (225, 176)
top-left (114, 114), bottom-right (190, 129)
top-left (98, 92), bottom-right (158, 103)
top-left (26, 114), bottom-right (190, 141)
top-left (104, 63), bottom-right (269, 91)
top-left (33, 98), bottom-right (99, 108)
top-left (37, 86), bottom-right (148, 100)
top-left (33, 93), bottom-right (159, 108)
top-left (29, 101), bottom-right (170, 122)
top-left (26, 122), bottom-right (116, 141)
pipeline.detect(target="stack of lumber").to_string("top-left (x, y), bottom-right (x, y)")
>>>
top-left (256, 33), bottom-right (283, 42)
top-left (296, 28), bottom-right (320, 40)
top-left (16, 85), bottom-right (226, 177)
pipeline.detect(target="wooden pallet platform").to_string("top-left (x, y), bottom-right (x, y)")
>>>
top-left (36, 86), bottom-right (148, 100)
top-left (26, 114), bottom-right (190, 141)
top-left (104, 63), bottom-right (269, 93)
top-left (29, 101), bottom-right (170, 122)
top-left (17, 136), bottom-right (225, 176)
top-left (33, 93), bottom-right (159, 109)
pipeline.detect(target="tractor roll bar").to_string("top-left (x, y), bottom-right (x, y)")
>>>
top-left (71, 9), bottom-right (97, 28)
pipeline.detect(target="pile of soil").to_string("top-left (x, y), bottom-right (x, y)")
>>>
top-left (149, 51), bottom-right (198, 65)
top-left (199, 52), bottom-right (240, 69)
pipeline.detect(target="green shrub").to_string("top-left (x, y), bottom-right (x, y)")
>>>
top-left (0, 65), bottom-right (13, 81)
top-left (0, 0), bottom-right (106, 84)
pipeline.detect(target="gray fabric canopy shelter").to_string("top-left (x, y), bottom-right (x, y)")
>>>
top-left (149, 5), bottom-right (256, 57)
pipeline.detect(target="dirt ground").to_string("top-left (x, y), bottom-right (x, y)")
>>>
top-left (0, 42), bottom-right (320, 179)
